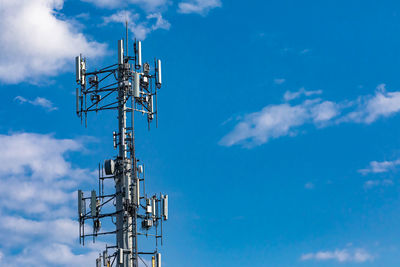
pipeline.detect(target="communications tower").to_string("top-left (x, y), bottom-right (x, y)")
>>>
top-left (75, 31), bottom-right (168, 267)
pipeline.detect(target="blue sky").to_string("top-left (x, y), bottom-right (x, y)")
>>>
top-left (1, 0), bottom-right (400, 266)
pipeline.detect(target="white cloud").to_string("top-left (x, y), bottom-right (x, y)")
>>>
top-left (221, 85), bottom-right (400, 147)
top-left (311, 101), bottom-right (339, 122)
top-left (0, 133), bottom-right (99, 266)
top-left (0, 133), bottom-right (80, 179)
top-left (219, 99), bottom-right (340, 147)
top-left (0, 216), bottom-right (77, 244)
top-left (0, 133), bottom-right (94, 218)
top-left (178, 0), bottom-right (222, 15)
top-left (283, 88), bottom-right (323, 101)
top-left (82, 0), bottom-right (168, 12)
top-left (147, 12), bottom-right (171, 30)
top-left (103, 10), bottom-right (139, 24)
top-left (358, 159), bottom-right (400, 174)
top-left (3, 243), bottom-right (99, 267)
top-left (342, 84), bottom-right (400, 124)
top-left (0, 0), bottom-right (106, 84)
top-left (103, 10), bottom-right (170, 40)
top-left (15, 96), bottom-right (57, 111)
top-left (0, 135), bottom-right (94, 217)
top-left (301, 248), bottom-right (374, 263)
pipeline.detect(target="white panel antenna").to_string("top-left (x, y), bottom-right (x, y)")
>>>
top-left (152, 196), bottom-right (156, 217)
top-left (136, 178), bottom-right (140, 206)
top-left (119, 249), bottom-right (124, 264)
top-left (133, 72), bottom-right (140, 98)
top-left (149, 95), bottom-right (154, 121)
top-left (156, 59), bottom-right (162, 88)
top-left (162, 195), bottom-right (168, 221)
top-left (118, 40), bottom-right (124, 65)
top-left (137, 41), bottom-right (142, 68)
top-left (156, 253), bottom-right (161, 267)
top-left (76, 55), bottom-right (81, 83)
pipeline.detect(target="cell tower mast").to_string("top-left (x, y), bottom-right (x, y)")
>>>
top-left (75, 29), bottom-right (167, 267)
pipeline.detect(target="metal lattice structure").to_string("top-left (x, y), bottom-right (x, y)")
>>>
top-left (75, 30), bottom-right (167, 267)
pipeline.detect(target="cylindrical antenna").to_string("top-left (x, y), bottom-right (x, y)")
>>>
top-left (75, 55), bottom-right (81, 83)
top-left (137, 41), bottom-right (142, 68)
top-left (162, 195), bottom-right (168, 220)
top-left (119, 248), bottom-right (123, 264)
top-left (152, 196), bottom-right (156, 217)
top-left (133, 72), bottom-right (140, 98)
top-left (156, 253), bottom-right (161, 267)
top-left (136, 178), bottom-right (140, 206)
top-left (150, 94), bottom-right (154, 117)
top-left (156, 59), bottom-right (162, 88)
top-left (81, 58), bottom-right (86, 86)
top-left (118, 40), bottom-right (124, 65)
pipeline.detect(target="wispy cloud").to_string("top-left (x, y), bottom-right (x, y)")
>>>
top-left (102, 10), bottom-right (170, 40)
top-left (301, 248), bottom-right (374, 263)
top-left (15, 96), bottom-right (57, 111)
top-left (340, 84), bottom-right (400, 124)
top-left (221, 84), bottom-right (400, 147)
top-left (0, 0), bottom-right (106, 84)
top-left (219, 98), bottom-right (340, 147)
top-left (358, 159), bottom-right (400, 175)
top-left (283, 88), bottom-right (323, 101)
top-left (178, 0), bottom-right (222, 15)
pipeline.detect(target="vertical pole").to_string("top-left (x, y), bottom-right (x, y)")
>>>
top-left (132, 84), bottom-right (139, 267)
top-left (117, 41), bottom-right (133, 267)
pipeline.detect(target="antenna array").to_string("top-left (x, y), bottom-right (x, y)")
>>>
top-left (75, 35), bottom-right (167, 267)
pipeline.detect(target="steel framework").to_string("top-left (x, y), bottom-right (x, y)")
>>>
top-left (75, 32), bottom-right (167, 267)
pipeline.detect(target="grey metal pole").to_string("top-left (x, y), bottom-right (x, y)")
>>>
top-left (131, 77), bottom-right (139, 267)
top-left (117, 58), bottom-right (133, 267)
